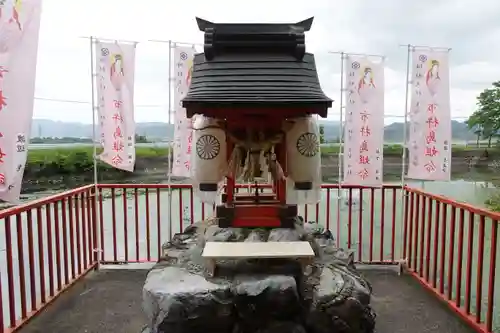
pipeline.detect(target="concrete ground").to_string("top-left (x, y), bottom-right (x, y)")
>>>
top-left (18, 268), bottom-right (474, 333)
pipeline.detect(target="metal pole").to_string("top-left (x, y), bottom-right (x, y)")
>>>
top-left (400, 44), bottom-right (412, 264)
top-left (336, 52), bottom-right (345, 248)
top-left (167, 41), bottom-right (173, 241)
top-left (168, 40), bottom-right (172, 125)
top-left (149, 39), bottom-right (203, 47)
top-left (79, 36), bottom-right (137, 45)
top-left (329, 50), bottom-right (384, 59)
top-left (89, 36), bottom-right (101, 269)
top-left (401, 44), bottom-right (411, 187)
top-left (409, 45), bottom-right (451, 51)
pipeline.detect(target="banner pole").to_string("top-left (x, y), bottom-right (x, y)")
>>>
top-left (399, 43), bottom-right (412, 265)
top-left (89, 36), bottom-right (101, 269)
top-left (336, 52), bottom-right (345, 248)
top-left (168, 40), bottom-right (172, 125)
top-left (167, 40), bottom-right (173, 241)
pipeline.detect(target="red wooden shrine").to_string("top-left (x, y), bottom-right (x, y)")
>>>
top-left (182, 17), bottom-right (332, 228)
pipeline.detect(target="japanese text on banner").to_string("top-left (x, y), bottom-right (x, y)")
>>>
top-left (95, 41), bottom-right (136, 172)
top-left (343, 56), bottom-right (385, 186)
top-left (407, 50), bottom-right (451, 181)
top-left (0, 0), bottom-right (43, 204)
top-left (172, 46), bottom-right (195, 177)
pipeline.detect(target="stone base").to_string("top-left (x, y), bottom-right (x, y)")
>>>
top-left (143, 219), bottom-right (376, 333)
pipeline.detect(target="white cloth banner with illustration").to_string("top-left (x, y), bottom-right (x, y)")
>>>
top-left (342, 55), bottom-right (384, 186)
top-left (407, 49), bottom-right (451, 181)
top-left (95, 41), bottom-right (136, 172)
top-left (0, 0), bottom-right (43, 204)
top-left (172, 45), bottom-right (195, 177)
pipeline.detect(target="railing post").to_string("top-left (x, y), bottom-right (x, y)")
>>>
top-left (401, 186), bottom-right (410, 264)
top-left (91, 185), bottom-right (102, 270)
top-left (0, 272), bottom-right (3, 333)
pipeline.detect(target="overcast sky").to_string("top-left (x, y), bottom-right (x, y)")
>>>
top-left (33, 0), bottom-right (500, 124)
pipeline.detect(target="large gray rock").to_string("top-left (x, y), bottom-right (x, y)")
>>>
top-left (232, 274), bottom-right (300, 328)
top-left (143, 265), bottom-right (233, 333)
top-left (303, 220), bottom-right (325, 235)
top-left (247, 321), bottom-right (307, 333)
top-left (145, 222), bottom-right (376, 333)
top-left (244, 229), bottom-right (268, 242)
top-left (267, 227), bottom-right (303, 242)
top-left (204, 225), bottom-right (246, 242)
top-left (304, 263), bottom-right (375, 333)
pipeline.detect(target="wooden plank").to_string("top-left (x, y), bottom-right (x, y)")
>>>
top-left (202, 241), bottom-right (314, 259)
top-left (235, 192), bottom-right (274, 197)
top-left (234, 193), bottom-right (276, 198)
top-left (233, 198), bottom-right (277, 203)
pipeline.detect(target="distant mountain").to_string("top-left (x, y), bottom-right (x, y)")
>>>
top-left (31, 119), bottom-right (175, 141)
top-left (316, 120), bottom-right (476, 142)
top-left (383, 120), bottom-right (477, 142)
top-left (30, 119), bottom-right (476, 142)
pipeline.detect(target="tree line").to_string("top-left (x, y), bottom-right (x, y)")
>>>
top-left (30, 134), bottom-right (150, 144)
top-left (467, 81), bottom-right (500, 147)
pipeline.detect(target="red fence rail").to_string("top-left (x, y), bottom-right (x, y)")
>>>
top-left (403, 187), bottom-right (500, 333)
top-left (0, 183), bottom-right (497, 332)
top-left (0, 185), bottom-right (98, 332)
top-left (96, 184), bottom-right (402, 264)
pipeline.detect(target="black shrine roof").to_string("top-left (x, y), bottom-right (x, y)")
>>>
top-left (182, 17), bottom-right (333, 118)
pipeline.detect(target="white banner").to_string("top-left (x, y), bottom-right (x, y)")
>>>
top-left (172, 45), bottom-right (195, 177)
top-left (95, 41), bottom-right (136, 172)
top-left (407, 49), bottom-right (451, 181)
top-left (343, 55), bottom-right (385, 186)
top-left (0, 0), bottom-right (43, 204)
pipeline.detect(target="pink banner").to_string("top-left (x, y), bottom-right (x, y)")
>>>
top-left (95, 41), bottom-right (136, 172)
top-left (172, 45), bottom-right (195, 177)
top-left (343, 55), bottom-right (385, 186)
top-left (0, 0), bottom-right (43, 204)
top-left (407, 49), bottom-right (451, 181)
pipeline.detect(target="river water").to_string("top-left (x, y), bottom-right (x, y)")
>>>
top-left (0, 179), bottom-right (499, 330)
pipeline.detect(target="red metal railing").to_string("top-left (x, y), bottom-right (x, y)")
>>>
top-left (0, 183), bottom-right (497, 332)
top-left (96, 184), bottom-right (402, 264)
top-left (0, 185), bottom-right (98, 332)
top-left (404, 187), bottom-right (500, 333)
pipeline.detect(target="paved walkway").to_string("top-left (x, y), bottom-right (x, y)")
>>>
top-left (18, 269), bottom-right (474, 333)
top-left (364, 270), bottom-right (474, 333)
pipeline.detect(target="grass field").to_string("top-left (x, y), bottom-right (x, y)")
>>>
top-left (26, 146), bottom-right (169, 164)
top-left (26, 143), bottom-right (492, 165)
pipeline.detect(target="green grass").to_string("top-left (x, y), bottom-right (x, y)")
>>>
top-left (26, 144), bottom-right (495, 167)
top-left (25, 146), bottom-right (170, 178)
top-left (319, 143), bottom-right (487, 156)
top-left (20, 144), bottom-right (500, 179)
top-left (27, 146), bottom-right (170, 164)
top-left (26, 144), bottom-right (493, 164)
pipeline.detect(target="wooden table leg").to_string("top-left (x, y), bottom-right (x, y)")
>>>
top-left (299, 257), bottom-right (313, 275)
top-left (206, 259), bottom-right (216, 277)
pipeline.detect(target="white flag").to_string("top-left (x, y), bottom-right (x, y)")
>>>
top-left (407, 49), bottom-right (451, 181)
top-left (95, 41), bottom-right (136, 172)
top-left (0, 0), bottom-right (43, 204)
top-left (342, 55), bottom-right (385, 186)
top-left (172, 45), bottom-right (195, 177)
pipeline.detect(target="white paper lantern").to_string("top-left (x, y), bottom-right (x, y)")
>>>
top-left (286, 116), bottom-right (322, 204)
top-left (190, 115), bottom-right (227, 204)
